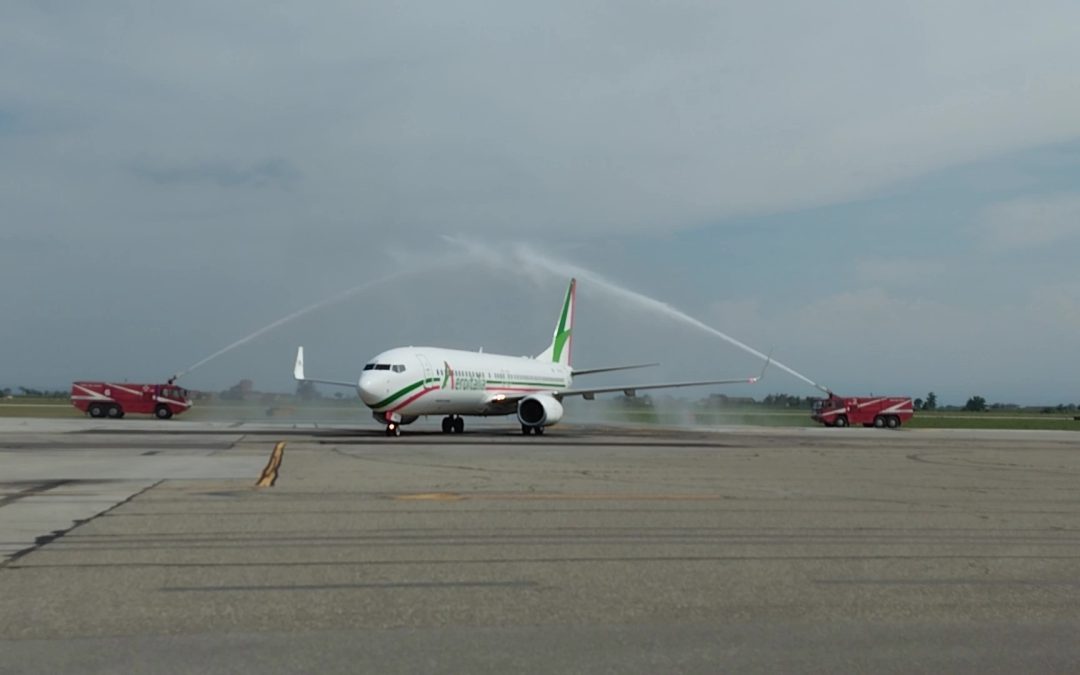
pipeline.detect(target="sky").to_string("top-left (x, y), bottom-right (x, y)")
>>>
top-left (2, 1), bottom-right (1080, 405)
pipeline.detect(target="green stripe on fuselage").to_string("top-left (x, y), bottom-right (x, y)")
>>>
top-left (371, 378), bottom-right (439, 410)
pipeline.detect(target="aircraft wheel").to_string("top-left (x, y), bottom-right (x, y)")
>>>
top-left (441, 417), bottom-right (452, 433)
top-left (873, 416), bottom-right (886, 428)
top-left (834, 415), bottom-right (849, 428)
top-left (886, 416), bottom-right (900, 429)
top-left (453, 417), bottom-right (465, 434)
top-left (521, 424), bottom-right (532, 435)
top-left (386, 424), bottom-right (401, 437)
top-left (155, 405), bottom-right (173, 420)
top-left (534, 426), bottom-right (544, 436)
top-left (88, 404), bottom-right (106, 418)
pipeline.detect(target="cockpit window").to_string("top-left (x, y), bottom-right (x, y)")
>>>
top-left (392, 365), bottom-right (406, 373)
top-left (363, 364), bottom-right (376, 371)
top-left (375, 364), bottom-right (391, 371)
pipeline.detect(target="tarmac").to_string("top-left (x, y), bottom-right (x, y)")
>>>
top-left (1, 416), bottom-right (1079, 673)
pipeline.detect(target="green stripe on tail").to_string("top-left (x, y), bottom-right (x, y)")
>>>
top-left (537, 279), bottom-right (576, 367)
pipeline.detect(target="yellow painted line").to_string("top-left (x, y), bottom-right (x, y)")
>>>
top-left (394, 493), bottom-right (465, 501)
top-left (255, 441), bottom-right (286, 487)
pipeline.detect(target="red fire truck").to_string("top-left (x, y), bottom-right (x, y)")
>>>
top-left (810, 394), bottom-right (914, 429)
top-left (70, 382), bottom-right (192, 420)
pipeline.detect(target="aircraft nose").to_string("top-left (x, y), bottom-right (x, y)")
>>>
top-left (357, 373), bottom-right (386, 406)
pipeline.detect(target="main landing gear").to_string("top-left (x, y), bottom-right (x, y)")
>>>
top-left (441, 415), bottom-right (465, 434)
top-left (521, 424), bottom-right (544, 436)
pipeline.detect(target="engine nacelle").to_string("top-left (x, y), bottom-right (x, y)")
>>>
top-left (517, 394), bottom-right (564, 428)
top-left (372, 411), bottom-right (418, 425)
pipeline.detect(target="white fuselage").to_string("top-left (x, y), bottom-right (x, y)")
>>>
top-left (357, 347), bottom-right (571, 420)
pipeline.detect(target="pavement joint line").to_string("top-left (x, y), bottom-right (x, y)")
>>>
top-left (160, 580), bottom-right (538, 592)
top-left (391, 492), bottom-right (741, 501)
top-left (0, 479), bottom-right (71, 508)
top-left (0, 479), bottom-right (163, 568)
top-left (11, 552), bottom-right (1080, 571)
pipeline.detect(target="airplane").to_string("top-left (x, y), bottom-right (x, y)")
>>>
top-left (293, 278), bottom-right (764, 436)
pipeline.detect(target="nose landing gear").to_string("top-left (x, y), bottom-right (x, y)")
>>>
top-left (385, 422), bottom-right (401, 437)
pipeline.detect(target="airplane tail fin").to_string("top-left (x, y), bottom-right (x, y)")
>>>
top-left (536, 278), bottom-right (576, 367)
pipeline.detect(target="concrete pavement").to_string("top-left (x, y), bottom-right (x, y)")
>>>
top-left (1, 419), bottom-right (1079, 673)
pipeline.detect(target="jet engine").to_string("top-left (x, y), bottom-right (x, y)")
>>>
top-left (517, 394), bottom-right (564, 428)
top-left (372, 411), bottom-right (418, 426)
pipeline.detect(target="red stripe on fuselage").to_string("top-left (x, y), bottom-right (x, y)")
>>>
top-left (387, 385), bottom-right (555, 414)
top-left (387, 386), bottom-right (440, 413)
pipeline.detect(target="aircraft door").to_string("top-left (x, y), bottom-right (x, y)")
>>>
top-left (416, 353), bottom-right (435, 384)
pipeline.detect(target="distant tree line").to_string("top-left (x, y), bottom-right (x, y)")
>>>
top-left (0, 386), bottom-right (69, 398)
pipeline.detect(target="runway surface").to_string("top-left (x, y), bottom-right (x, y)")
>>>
top-left (1, 417), bottom-right (1079, 673)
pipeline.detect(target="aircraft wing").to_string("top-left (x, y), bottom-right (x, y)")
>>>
top-left (292, 346), bottom-right (357, 388)
top-left (572, 363), bottom-right (659, 376)
top-left (557, 375), bottom-right (759, 401)
top-left (560, 359), bottom-right (770, 400)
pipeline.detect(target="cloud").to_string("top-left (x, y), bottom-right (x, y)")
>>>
top-left (1029, 283), bottom-right (1080, 331)
top-left (979, 193), bottom-right (1080, 250)
top-left (131, 158), bottom-right (301, 190)
top-left (854, 258), bottom-right (946, 287)
top-left (0, 108), bottom-right (18, 133)
top-left (4, 2), bottom-right (1080, 237)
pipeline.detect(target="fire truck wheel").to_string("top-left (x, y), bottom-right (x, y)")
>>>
top-left (154, 405), bottom-right (173, 420)
top-left (834, 415), bottom-right (849, 428)
top-left (107, 405), bottom-right (123, 418)
top-left (88, 404), bottom-right (106, 418)
top-left (886, 416), bottom-right (900, 429)
top-left (873, 416), bottom-right (886, 428)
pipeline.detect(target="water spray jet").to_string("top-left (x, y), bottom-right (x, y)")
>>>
top-left (171, 269), bottom-right (416, 382)
top-left (447, 236), bottom-right (831, 394)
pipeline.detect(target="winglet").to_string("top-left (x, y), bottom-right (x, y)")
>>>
top-left (746, 351), bottom-right (773, 384)
top-left (293, 346), bottom-right (305, 381)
